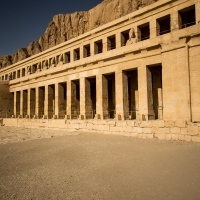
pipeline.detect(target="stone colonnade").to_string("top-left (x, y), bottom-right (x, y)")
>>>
top-left (13, 66), bottom-right (163, 120)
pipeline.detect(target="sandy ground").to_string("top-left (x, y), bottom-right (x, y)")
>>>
top-left (0, 126), bottom-right (200, 200)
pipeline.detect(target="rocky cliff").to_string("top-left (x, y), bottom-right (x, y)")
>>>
top-left (0, 0), bottom-right (158, 69)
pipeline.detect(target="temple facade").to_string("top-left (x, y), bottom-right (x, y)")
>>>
top-left (0, 0), bottom-right (200, 141)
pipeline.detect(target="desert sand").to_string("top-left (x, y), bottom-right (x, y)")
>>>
top-left (0, 126), bottom-right (200, 200)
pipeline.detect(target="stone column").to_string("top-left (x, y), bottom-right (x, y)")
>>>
top-left (146, 67), bottom-right (155, 120)
top-left (67, 80), bottom-right (72, 118)
top-left (20, 90), bottom-right (23, 117)
top-left (138, 66), bottom-right (149, 120)
top-left (135, 90), bottom-right (139, 120)
top-left (158, 88), bottom-right (163, 120)
top-left (80, 45), bottom-right (83, 60)
top-left (44, 85), bottom-right (48, 118)
top-left (150, 19), bottom-right (157, 39)
top-left (116, 31), bottom-right (121, 48)
top-left (35, 87), bottom-right (39, 118)
top-left (196, 1), bottom-right (200, 24)
top-left (171, 11), bottom-right (179, 31)
top-left (27, 88), bottom-right (31, 117)
top-left (14, 91), bottom-right (16, 117)
top-left (103, 36), bottom-right (107, 53)
top-left (115, 71), bottom-right (129, 120)
top-left (96, 74), bottom-right (103, 119)
top-left (80, 77), bottom-right (92, 119)
top-left (55, 83), bottom-right (59, 118)
top-left (79, 77), bottom-right (86, 119)
top-left (102, 75), bottom-right (109, 119)
top-left (90, 41), bottom-right (94, 56)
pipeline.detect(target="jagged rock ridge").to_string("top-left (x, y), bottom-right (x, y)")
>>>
top-left (0, 0), bottom-right (158, 69)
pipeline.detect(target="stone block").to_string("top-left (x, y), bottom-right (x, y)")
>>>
top-left (79, 122), bottom-right (87, 129)
top-left (130, 133), bottom-right (139, 137)
top-left (103, 131), bottom-right (110, 135)
top-left (106, 120), bottom-right (116, 126)
top-left (155, 128), bottom-right (170, 134)
top-left (154, 133), bottom-right (166, 140)
top-left (116, 121), bottom-right (127, 127)
top-left (142, 128), bottom-right (152, 134)
top-left (140, 121), bottom-right (148, 128)
top-left (187, 125), bottom-right (199, 136)
top-left (134, 121), bottom-right (140, 127)
top-left (104, 125), bottom-right (110, 131)
top-left (178, 134), bottom-right (185, 141)
top-left (170, 127), bottom-right (180, 134)
top-left (123, 132), bottom-right (131, 137)
top-left (110, 126), bottom-right (123, 132)
top-left (87, 123), bottom-right (94, 130)
top-left (98, 124), bottom-right (105, 131)
top-left (138, 134), bottom-right (146, 139)
top-left (181, 128), bottom-right (187, 135)
top-left (184, 135), bottom-right (192, 142)
top-left (123, 126), bottom-right (133, 133)
top-left (132, 127), bottom-right (138, 133)
top-left (171, 134), bottom-right (179, 140)
top-left (164, 120), bottom-right (175, 127)
top-left (145, 134), bottom-right (154, 139)
top-left (175, 120), bottom-right (186, 128)
top-left (165, 134), bottom-right (172, 140)
top-left (192, 136), bottom-right (200, 143)
top-left (126, 121), bottom-right (135, 127)
top-left (136, 127), bottom-right (142, 133)
top-left (157, 120), bottom-right (165, 128)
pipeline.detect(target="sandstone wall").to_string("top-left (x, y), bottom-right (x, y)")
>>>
top-left (3, 118), bottom-right (200, 143)
top-left (0, 81), bottom-right (14, 117)
top-left (0, 0), bottom-right (158, 69)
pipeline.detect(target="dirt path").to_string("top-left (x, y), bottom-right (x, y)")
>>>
top-left (0, 126), bottom-right (200, 200)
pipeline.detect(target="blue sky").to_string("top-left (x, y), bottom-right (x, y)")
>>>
top-left (0, 0), bottom-right (102, 56)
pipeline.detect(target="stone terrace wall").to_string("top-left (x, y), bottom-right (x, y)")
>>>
top-left (3, 119), bottom-right (200, 143)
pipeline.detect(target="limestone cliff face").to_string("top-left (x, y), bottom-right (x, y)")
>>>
top-left (0, 0), bottom-right (158, 69)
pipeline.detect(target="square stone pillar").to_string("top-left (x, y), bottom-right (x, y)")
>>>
top-left (44, 85), bottom-right (48, 118)
top-left (20, 90), bottom-right (23, 117)
top-left (146, 67), bottom-right (155, 120)
top-left (80, 45), bottom-right (83, 60)
top-left (150, 19), bottom-right (157, 39)
top-left (103, 36), bottom-right (107, 53)
top-left (27, 88), bottom-right (31, 117)
top-left (55, 83), bottom-right (59, 117)
top-left (70, 50), bottom-right (73, 62)
top-left (116, 31), bottom-right (121, 48)
top-left (138, 66), bottom-right (149, 120)
top-left (80, 77), bottom-right (86, 119)
top-left (115, 71), bottom-right (129, 120)
top-left (196, 1), bottom-right (200, 24)
top-left (67, 80), bottom-right (73, 118)
top-left (158, 88), bottom-right (163, 120)
top-left (14, 91), bottom-right (16, 117)
top-left (96, 74), bottom-right (103, 119)
top-left (135, 90), bottom-right (139, 120)
top-left (171, 11), bottom-right (179, 31)
top-left (35, 87), bottom-right (39, 118)
top-left (90, 42), bottom-right (94, 56)
top-left (80, 77), bottom-right (92, 119)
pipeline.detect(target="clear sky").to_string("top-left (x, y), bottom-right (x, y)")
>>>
top-left (0, 0), bottom-right (102, 57)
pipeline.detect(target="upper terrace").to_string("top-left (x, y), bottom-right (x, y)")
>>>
top-left (0, 0), bottom-right (199, 83)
